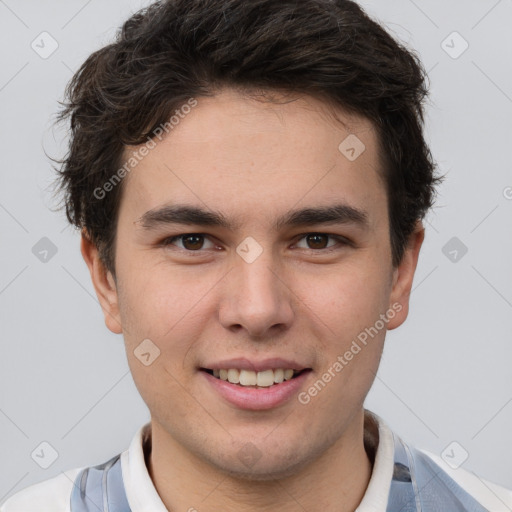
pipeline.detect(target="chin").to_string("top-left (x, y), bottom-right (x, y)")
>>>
top-left (213, 455), bottom-right (310, 482)
top-left (200, 438), bottom-right (319, 482)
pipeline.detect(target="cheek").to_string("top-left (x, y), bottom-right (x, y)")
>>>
top-left (294, 260), bottom-right (391, 335)
top-left (117, 261), bottom-right (220, 357)
top-left (117, 265), bottom-right (212, 419)
top-left (298, 269), bottom-right (387, 413)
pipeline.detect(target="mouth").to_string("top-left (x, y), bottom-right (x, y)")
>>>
top-left (200, 368), bottom-right (311, 388)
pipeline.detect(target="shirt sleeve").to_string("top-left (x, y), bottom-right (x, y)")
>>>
top-left (420, 449), bottom-right (512, 512)
top-left (0, 468), bottom-right (82, 512)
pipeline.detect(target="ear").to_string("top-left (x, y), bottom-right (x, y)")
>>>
top-left (80, 230), bottom-right (123, 334)
top-left (386, 220), bottom-right (425, 330)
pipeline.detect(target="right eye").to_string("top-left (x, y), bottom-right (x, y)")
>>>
top-left (161, 234), bottom-right (217, 251)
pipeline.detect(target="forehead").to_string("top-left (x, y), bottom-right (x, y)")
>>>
top-left (119, 89), bottom-right (386, 229)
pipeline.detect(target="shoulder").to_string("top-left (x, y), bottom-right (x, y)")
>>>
top-left (418, 448), bottom-right (512, 512)
top-left (0, 468), bottom-right (82, 512)
top-left (368, 408), bottom-right (512, 512)
top-left (1, 425), bottom-right (148, 512)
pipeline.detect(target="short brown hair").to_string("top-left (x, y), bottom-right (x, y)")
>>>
top-left (52, 0), bottom-right (443, 278)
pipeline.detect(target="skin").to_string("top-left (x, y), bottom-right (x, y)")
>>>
top-left (81, 88), bottom-right (424, 511)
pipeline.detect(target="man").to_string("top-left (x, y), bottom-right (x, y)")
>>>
top-left (2, 0), bottom-right (511, 510)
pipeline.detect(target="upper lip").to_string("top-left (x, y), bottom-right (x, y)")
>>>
top-left (201, 357), bottom-right (311, 372)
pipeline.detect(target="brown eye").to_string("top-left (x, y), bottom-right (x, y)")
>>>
top-left (294, 233), bottom-right (348, 251)
top-left (162, 234), bottom-right (216, 251)
top-left (306, 234), bottom-right (329, 249)
top-left (181, 235), bottom-right (204, 250)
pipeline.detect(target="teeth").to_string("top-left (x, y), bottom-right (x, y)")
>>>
top-left (256, 369), bottom-right (274, 387)
top-left (227, 368), bottom-right (240, 384)
top-left (211, 368), bottom-right (300, 386)
top-left (239, 369), bottom-right (257, 386)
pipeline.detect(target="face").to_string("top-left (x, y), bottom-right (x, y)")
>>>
top-left (83, 88), bottom-right (423, 480)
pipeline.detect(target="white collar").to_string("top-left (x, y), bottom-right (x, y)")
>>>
top-left (356, 410), bottom-right (394, 511)
top-left (121, 409), bottom-right (395, 511)
top-left (121, 422), bottom-right (168, 511)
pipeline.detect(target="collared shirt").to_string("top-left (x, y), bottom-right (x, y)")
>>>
top-left (2, 410), bottom-right (511, 511)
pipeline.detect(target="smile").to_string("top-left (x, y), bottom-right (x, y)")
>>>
top-left (202, 368), bottom-right (307, 387)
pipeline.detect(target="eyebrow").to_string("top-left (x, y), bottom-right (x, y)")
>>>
top-left (136, 203), bottom-right (370, 232)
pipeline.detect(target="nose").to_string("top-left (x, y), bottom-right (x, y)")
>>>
top-left (218, 252), bottom-right (294, 338)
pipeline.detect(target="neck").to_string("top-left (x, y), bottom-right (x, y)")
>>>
top-left (147, 411), bottom-right (374, 512)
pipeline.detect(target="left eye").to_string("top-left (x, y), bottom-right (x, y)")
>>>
top-left (162, 234), bottom-right (216, 251)
top-left (295, 233), bottom-right (345, 250)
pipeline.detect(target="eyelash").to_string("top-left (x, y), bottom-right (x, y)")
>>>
top-left (160, 233), bottom-right (351, 253)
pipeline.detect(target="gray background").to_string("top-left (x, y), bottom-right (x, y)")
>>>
top-left (1, 0), bottom-right (511, 503)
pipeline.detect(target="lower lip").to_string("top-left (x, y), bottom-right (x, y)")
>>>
top-left (201, 370), bottom-right (312, 410)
